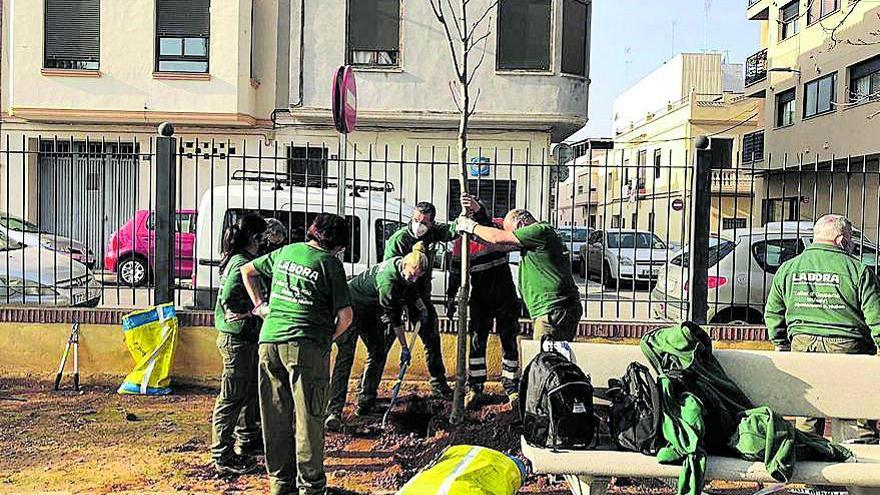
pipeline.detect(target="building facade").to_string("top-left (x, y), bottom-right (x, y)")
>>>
top-left (605, 53), bottom-right (758, 242)
top-left (1, 0), bottom-right (591, 262)
top-left (556, 139), bottom-right (611, 227)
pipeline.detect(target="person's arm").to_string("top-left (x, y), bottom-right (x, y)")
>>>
top-left (458, 219), bottom-right (522, 246)
top-left (333, 307), bottom-right (353, 341)
top-left (764, 271), bottom-right (790, 351)
top-left (241, 262), bottom-right (268, 314)
top-left (858, 268), bottom-right (880, 350)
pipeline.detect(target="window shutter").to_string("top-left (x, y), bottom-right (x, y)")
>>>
top-left (348, 0), bottom-right (399, 51)
top-left (156, 0), bottom-right (210, 37)
top-left (45, 0), bottom-right (100, 62)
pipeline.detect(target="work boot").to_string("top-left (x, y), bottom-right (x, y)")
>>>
top-left (214, 454), bottom-right (259, 476)
top-left (325, 412), bottom-right (343, 432)
top-left (431, 381), bottom-right (454, 401)
top-left (464, 387), bottom-right (485, 410)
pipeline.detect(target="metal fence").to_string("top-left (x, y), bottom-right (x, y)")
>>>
top-left (2, 130), bottom-right (879, 327)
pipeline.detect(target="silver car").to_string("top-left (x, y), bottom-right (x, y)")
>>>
top-left (579, 229), bottom-right (672, 288)
top-left (0, 213), bottom-right (96, 268)
top-left (0, 231), bottom-right (102, 307)
top-left (651, 226), bottom-right (880, 324)
top-left (557, 226), bottom-right (591, 274)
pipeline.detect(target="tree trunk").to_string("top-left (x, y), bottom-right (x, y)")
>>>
top-left (450, 0), bottom-right (471, 425)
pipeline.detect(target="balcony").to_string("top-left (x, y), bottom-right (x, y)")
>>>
top-left (712, 169), bottom-right (755, 195)
top-left (574, 190), bottom-right (600, 206)
top-left (747, 0), bottom-right (769, 20)
top-left (745, 49), bottom-right (768, 86)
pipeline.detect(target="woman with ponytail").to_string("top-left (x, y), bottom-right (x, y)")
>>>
top-left (211, 213), bottom-right (267, 475)
top-left (324, 241), bottom-right (430, 430)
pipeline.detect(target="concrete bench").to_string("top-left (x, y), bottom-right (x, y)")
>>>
top-left (519, 340), bottom-right (880, 495)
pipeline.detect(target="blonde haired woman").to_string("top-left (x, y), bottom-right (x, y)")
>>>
top-left (325, 242), bottom-right (430, 430)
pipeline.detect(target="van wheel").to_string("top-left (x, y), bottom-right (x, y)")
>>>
top-left (118, 256), bottom-right (150, 287)
top-left (711, 307), bottom-right (764, 325)
top-left (603, 262), bottom-right (617, 289)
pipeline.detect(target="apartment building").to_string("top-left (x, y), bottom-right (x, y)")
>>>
top-left (606, 53), bottom-right (759, 241)
top-left (744, 0), bottom-right (880, 234)
top-left (556, 138), bottom-right (611, 227)
top-left (0, 0), bottom-right (591, 260)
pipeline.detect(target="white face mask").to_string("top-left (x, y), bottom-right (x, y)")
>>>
top-left (410, 221), bottom-right (429, 238)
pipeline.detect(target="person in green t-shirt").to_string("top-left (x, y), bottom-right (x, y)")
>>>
top-left (325, 242), bottom-right (431, 430)
top-left (457, 205), bottom-right (582, 342)
top-left (211, 213), bottom-right (267, 476)
top-left (382, 201), bottom-right (461, 399)
top-left (241, 213), bottom-right (353, 495)
top-left (765, 214), bottom-right (880, 444)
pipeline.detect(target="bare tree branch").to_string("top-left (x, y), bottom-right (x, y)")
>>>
top-left (429, 0), bottom-right (463, 76)
top-left (467, 29), bottom-right (492, 54)
top-left (444, 0), bottom-right (466, 41)
top-left (467, 36), bottom-right (490, 85)
top-left (467, 88), bottom-right (482, 118)
top-left (469, 0), bottom-right (499, 39)
top-left (449, 81), bottom-right (463, 113)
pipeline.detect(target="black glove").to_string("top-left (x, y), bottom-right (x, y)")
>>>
top-left (445, 299), bottom-right (457, 320)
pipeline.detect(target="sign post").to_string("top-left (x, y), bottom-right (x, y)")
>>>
top-left (332, 66), bottom-right (358, 216)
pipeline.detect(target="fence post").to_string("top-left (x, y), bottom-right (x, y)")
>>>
top-left (154, 123), bottom-right (177, 305)
top-left (688, 136), bottom-right (712, 324)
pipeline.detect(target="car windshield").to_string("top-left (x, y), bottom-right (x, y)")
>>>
top-left (0, 215), bottom-right (42, 233)
top-left (0, 232), bottom-right (24, 251)
top-left (557, 229), bottom-right (589, 243)
top-left (607, 232), bottom-right (666, 249)
top-left (670, 238), bottom-right (736, 268)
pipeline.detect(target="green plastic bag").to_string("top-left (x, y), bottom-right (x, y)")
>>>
top-left (397, 445), bottom-right (525, 495)
top-left (117, 303), bottom-right (179, 396)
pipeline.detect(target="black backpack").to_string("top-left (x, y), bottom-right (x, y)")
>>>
top-left (520, 341), bottom-right (594, 450)
top-left (606, 362), bottom-right (663, 455)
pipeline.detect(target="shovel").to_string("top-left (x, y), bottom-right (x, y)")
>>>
top-left (382, 321), bottom-right (421, 429)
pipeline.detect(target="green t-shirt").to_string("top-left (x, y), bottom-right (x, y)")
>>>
top-left (215, 253), bottom-right (261, 339)
top-left (348, 257), bottom-right (414, 325)
top-left (765, 243), bottom-right (880, 349)
top-left (513, 223), bottom-right (579, 318)
top-left (383, 221), bottom-right (458, 296)
top-left (252, 243), bottom-right (351, 346)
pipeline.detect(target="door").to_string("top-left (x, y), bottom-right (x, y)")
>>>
top-left (588, 230), bottom-right (604, 274)
top-left (748, 236), bottom-right (806, 307)
top-left (39, 141), bottom-right (138, 268)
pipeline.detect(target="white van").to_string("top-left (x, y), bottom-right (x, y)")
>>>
top-left (192, 172), bottom-right (461, 309)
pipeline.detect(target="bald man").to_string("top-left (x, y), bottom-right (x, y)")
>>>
top-left (765, 214), bottom-right (880, 443)
top-left (457, 206), bottom-right (582, 342)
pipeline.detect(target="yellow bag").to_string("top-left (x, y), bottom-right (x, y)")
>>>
top-left (117, 303), bottom-right (179, 396)
top-left (396, 445), bottom-right (525, 495)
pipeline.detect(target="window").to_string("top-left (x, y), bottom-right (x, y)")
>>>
top-left (761, 197), bottom-right (800, 225)
top-left (653, 149), bottom-right (662, 179)
top-left (648, 212), bottom-right (655, 232)
top-left (636, 150), bottom-right (646, 187)
top-left (347, 0), bottom-right (400, 67)
top-left (849, 55), bottom-right (880, 104)
top-left (808, 0), bottom-right (838, 24)
top-left (176, 213), bottom-right (197, 234)
top-left (497, 0), bottom-right (551, 71)
top-left (671, 238), bottom-right (736, 268)
top-left (286, 146), bottom-right (329, 185)
top-left (561, 0), bottom-right (589, 76)
top-left (722, 217), bottom-right (748, 230)
top-left (853, 243), bottom-right (879, 269)
top-left (611, 215), bottom-right (622, 228)
top-left (804, 72), bottom-right (837, 118)
top-left (44, 0), bottom-right (100, 70)
top-left (742, 131), bottom-right (764, 163)
top-left (776, 88), bottom-right (796, 127)
top-left (577, 185), bottom-right (584, 194)
top-left (631, 213), bottom-right (638, 229)
top-left (589, 214), bottom-right (597, 229)
top-left (780, 1), bottom-right (799, 40)
top-left (607, 232), bottom-right (667, 250)
top-left (447, 179), bottom-right (517, 219)
top-left (156, 0), bottom-right (210, 73)
top-left (223, 209), bottom-right (362, 263)
top-left (752, 238), bottom-right (805, 274)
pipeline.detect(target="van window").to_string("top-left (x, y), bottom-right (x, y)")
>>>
top-left (177, 213), bottom-right (197, 234)
top-left (670, 238), bottom-right (735, 268)
top-left (375, 219), bottom-right (406, 260)
top-left (221, 209), bottom-right (361, 263)
top-left (752, 239), bottom-right (804, 274)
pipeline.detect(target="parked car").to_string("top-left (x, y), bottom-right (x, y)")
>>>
top-left (0, 212), bottom-right (95, 268)
top-left (556, 226), bottom-right (591, 274)
top-left (650, 225), bottom-right (880, 324)
top-left (579, 229), bottom-right (673, 288)
top-left (0, 230), bottom-right (101, 307)
top-left (105, 209), bottom-right (197, 287)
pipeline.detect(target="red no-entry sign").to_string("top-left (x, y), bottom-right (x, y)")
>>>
top-left (332, 66), bottom-right (358, 134)
top-left (672, 198), bottom-right (685, 211)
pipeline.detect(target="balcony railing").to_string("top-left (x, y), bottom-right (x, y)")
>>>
top-left (747, 0), bottom-right (761, 6)
top-left (712, 169), bottom-right (754, 194)
top-left (745, 48), bottom-right (768, 86)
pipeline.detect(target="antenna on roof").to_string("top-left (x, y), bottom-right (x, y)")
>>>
top-left (704, 0), bottom-right (712, 51)
top-left (624, 47), bottom-right (632, 87)
top-left (671, 19), bottom-right (677, 58)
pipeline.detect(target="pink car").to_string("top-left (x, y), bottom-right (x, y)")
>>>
top-left (105, 210), bottom-right (197, 287)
